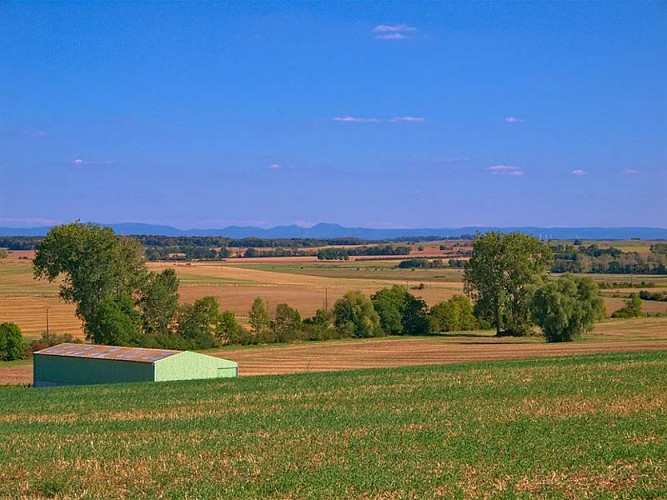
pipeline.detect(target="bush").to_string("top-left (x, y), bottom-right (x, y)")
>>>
top-left (0, 322), bottom-right (25, 361)
top-left (612, 293), bottom-right (643, 318)
top-left (429, 295), bottom-right (477, 333)
top-left (30, 331), bottom-right (82, 352)
top-left (333, 291), bottom-right (382, 338)
top-left (532, 275), bottom-right (605, 342)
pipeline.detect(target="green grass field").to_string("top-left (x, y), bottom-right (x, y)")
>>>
top-left (1, 352), bottom-right (665, 498)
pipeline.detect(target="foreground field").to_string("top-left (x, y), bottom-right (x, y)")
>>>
top-left (2, 316), bottom-right (666, 385)
top-left (1, 352), bottom-right (665, 498)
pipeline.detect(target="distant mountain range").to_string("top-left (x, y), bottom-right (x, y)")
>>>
top-left (1, 222), bottom-right (666, 240)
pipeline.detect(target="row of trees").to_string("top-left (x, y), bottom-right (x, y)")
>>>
top-left (397, 258), bottom-right (447, 269)
top-left (31, 223), bottom-right (477, 350)
top-left (551, 243), bottom-right (667, 274)
top-left (317, 245), bottom-right (411, 261)
top-left (31, 225), bottom-right (610, 350)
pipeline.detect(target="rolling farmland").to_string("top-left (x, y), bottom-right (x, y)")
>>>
top-left (1, 352), bottom-right (665, 497)
top-left (2, 248), bottom-right (667, 338)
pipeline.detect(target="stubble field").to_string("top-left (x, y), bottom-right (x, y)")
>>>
top-left (1, 351), bottom-right (665, 498)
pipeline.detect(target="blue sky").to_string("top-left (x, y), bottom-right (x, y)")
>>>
top-left (1, 2), bottom-right (665, 229)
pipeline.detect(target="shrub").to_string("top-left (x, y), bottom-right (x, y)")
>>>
top-left (0, 322), bottom-right (25, 361)
top-left (612, 293), bottom-right (643, 318)
top-left (532, 275), bottom-right (606, 342)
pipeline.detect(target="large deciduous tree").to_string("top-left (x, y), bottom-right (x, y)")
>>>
top-left (138, 268), bottom-right (180, 336)
top-left (532, 275), bottom-right (605, 342)
top-left (33, 223), bottom-right (148, 342)
top-left (33, 222), bottom-right (180, 345)
top-left (464, 232), bottom-right (553, 336)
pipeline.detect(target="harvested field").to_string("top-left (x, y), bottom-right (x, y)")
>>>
top-left (3, 317), bottom-right (666, 385)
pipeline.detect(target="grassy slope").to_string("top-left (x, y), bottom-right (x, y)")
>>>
top-left (1, 352), bottom-right (665, 498)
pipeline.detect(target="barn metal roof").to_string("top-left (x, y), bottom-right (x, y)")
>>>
top-left (35, 343), bottom-right (181, 364)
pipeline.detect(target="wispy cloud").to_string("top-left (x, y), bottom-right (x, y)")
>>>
top-left (373, 24), bottom-right (416, 33)
top-left (333, 116), bottom-right (381, 123)
top-left (269, 163), bottom-right (281, 170)
top-left (433, 157), bottom-right (469, 164)
top-left (389, 116), bottom-right (427, 123)
top-left (571, 169), bottom-right (586, 176)
top-left (375, 33), bottom-right (409, 40)
top-left (505, 116), bottom-right (522, 124)
top-left (372, 24), bottom-right (417, 40)
top-left (70, 158), bottom-right (115, 167)
top-left (489, 165), bottom-right (525, 176)
top-left (333, 116), bottom-right (426, 124)
top-left (20, 129), bottom-right (47, 137)
top-left (624, 168), bottom-right (640, 175)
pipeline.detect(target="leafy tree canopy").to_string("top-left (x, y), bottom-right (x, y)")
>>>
top-left (464, 232), bottom-right (553, 336)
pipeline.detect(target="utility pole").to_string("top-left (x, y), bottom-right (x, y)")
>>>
top-left (45, 306), bottom-right (51, 335)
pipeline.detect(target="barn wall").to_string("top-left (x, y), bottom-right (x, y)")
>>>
top-left (154, 352), bottom-right (238, 381)
top-left (34, 355), bottom-right (154, 387)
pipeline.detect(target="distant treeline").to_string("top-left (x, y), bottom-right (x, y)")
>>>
top-left (317, 245), bottom-right (411, 260)
top-left (0, 236), bottom-right (43, 250)
top-left (551, 243), bottom-right (667, 274)
top-left (397, 258), bottom-right (447, 269)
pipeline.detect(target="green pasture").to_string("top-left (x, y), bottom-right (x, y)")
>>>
top-left (227, 260), bottom-right (465, 282)
top-left (1, 352), bottom-right (665, 498)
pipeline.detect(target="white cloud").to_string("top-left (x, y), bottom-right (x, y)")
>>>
top-left (489, 165), bottom-right (525, 176)
top-left (373, 24), bottom-right (417, 33)
top-left (333, 116), bottom-right (381, 123)
top-left (571, 169), bottom-right (586, 176)
top-left (389, 116), bottom-right (426, 123)
top-left (505, 116), bottom-right (522, 124)
top-left (70, 159), bottom-right (115, 167)
top-left (269, 163), bottom-right (281, 170)
top-left (375, 33), bottom-right (409, 40)
top-left (334, 116), bottom-right (425, 124)
top-left (372, 24), bottom-right (417, 40)
top-left (624, 169), bottom-right (640, 175)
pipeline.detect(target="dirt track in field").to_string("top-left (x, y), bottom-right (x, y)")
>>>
top-left (3, 324), bottom-right (666, 385)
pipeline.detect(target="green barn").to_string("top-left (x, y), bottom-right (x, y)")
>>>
top-left (33, 343), bottom-right (238, 387)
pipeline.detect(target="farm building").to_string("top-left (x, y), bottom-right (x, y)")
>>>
top-left (33, 343), bottom-right (238, 387)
